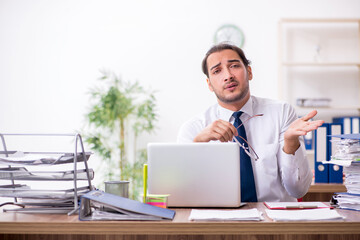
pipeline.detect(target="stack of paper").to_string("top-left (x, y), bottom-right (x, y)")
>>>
top-left (330, 137), bottom-right (360, 163)
top-left (188, 209), bottom-right (263, 221)
top-left (335, 162), bottom-right (360, 211)
top-left (327, 135), bottom-right (360, 211)
top-left (145, 194), bottom-right (169, 209)
top-left (334, 192), bottom-right (360, 211)
top-left (343, 163), bottom-right (360, 194)
top-left (265, 209), bottom-right (344, 221)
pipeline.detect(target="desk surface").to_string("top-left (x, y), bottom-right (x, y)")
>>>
top-left (0, 203), bottom-right (359, 236)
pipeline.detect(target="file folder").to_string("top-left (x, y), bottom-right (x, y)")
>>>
top-left (79, 190), bottom-right (175, 221)
top-left (314, 124), bottom-right (329, 183)
top-left (328, 123), bottom-right (343, 183)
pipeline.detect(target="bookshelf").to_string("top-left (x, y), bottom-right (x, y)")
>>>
top-left (278, 19), bottom-right (360, 170)
top-left (278, 18), bottom-right (360, 120)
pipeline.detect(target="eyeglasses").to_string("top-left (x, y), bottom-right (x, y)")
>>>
top-left (232, 114), bottom-right (263, 161)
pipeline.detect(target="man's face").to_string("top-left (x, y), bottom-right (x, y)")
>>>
top-left (206, 49), bottom-right (252, 106)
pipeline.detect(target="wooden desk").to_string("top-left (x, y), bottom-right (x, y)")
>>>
top-left (0, 203), bottom-right (360, 240)
top-left (303, 183), bottom-right (347, 201)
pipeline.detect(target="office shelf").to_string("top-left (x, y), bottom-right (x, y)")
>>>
top-left (0, 133), bottom-right (94, 215)
top-left (282, 62), bottom-right (360, 67)
top-left (278, 18), bottom-right (360, 119)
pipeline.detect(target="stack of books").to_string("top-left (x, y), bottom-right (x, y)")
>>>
top-left (328, 134), bottom-right (360, 211)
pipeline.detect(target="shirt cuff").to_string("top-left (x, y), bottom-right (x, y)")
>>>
top-left (278, 141), bottom-right (312, 198)
top-left (279, 141), bottom-right (307, 171)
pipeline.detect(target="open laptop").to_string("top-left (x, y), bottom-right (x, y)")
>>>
top-left (147, 142), bottom-right (241, 207)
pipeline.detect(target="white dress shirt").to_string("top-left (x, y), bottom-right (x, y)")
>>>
top-left (177, 95), bottom-right (312, 202)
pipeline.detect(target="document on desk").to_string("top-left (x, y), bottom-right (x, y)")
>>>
top-left (264, 202), bottom-right (331, 210)
top-left (188, 209), bottom-right (263, 221)
top-left (265, 209), bottom-right (345, 221)
top-left (334, 192), bottom-right (360, 211)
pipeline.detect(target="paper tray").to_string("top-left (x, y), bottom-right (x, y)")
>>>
top-left (0, 186), bottom-right (91, 199)
top-left (0, 167), bottom-right (94, 181)
top-left (0, 151), bottom-right (91, 165)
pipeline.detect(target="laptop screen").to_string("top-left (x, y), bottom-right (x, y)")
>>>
top-left (147, 142), bottom-right (241, 207)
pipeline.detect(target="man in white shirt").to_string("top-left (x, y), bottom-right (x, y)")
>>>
top-left (177, 43), bottom-right (324, 202)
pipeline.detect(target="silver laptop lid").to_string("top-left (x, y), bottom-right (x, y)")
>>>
top-left (147, 142), bottom-right (241, 207)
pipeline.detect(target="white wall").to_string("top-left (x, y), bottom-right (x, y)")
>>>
top-left (1, 0), bottom-right (360, 186)
top-left (1, 0), bottom-right (360, 142)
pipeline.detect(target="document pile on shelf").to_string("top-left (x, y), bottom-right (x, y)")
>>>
top-left (296, 98), bottom-right (331, 107)
top-left (0, 151), bottom-right (94, 214)
top-left (327, 135), bottom-right (360, 211)
top-left (0, 151), bottom-right (91, 165)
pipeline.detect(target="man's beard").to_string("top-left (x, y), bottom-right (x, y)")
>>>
top-left (213, 81), bottom-right (250, 104)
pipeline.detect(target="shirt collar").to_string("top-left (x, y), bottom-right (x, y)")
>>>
top-left (217, 104), bottom-right (234, 122)
top-left (216, 96), bottom-right (254, 122)
top-left (240, 96), bottom-right (254, 118)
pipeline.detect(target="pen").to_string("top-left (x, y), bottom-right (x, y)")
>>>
top-left (285, 205), bottom-right (318, 209)
top-left (143, 164), bottom-right (148, 203)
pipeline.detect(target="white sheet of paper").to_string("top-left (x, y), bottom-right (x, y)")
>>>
top-left (189, 208), bottom-right (263, 221)
top-left (265, 209), bottom-right (345, 221)
top-left (1, 151), bottom-right (60, 162)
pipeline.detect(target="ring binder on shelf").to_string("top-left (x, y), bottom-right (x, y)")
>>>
top-left (315, 124), bottom-right (329, 183)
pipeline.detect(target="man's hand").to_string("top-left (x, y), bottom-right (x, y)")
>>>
top-left (283, 110), bottom-right (325, 155)
top-left (194, 119), bottom-right (238, 142)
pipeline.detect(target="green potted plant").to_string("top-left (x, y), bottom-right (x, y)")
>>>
top-left (84, 70), bottom-right (157, 199)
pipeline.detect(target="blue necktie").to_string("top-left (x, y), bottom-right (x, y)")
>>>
top-left (232, 111), bottom-right (258, 202)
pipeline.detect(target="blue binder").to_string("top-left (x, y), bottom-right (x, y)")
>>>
top-left (328, 123), bottom-right (343, 183)
top-left (333, 116), bottom-right (360, 134)
top-left (314, 123), bottom-right (329, 183)
top-left (79, 190), bottom-right (175, 221)
top-left (351, 117), bottom-right (360, 134)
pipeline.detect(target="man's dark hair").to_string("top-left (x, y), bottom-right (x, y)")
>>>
top-left (201, 42), bottom-right (251, 78)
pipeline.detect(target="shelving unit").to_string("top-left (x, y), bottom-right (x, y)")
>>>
top-left (278, 18), bottom-right (360, 121)
top-left (0, 133), bottom-right (94, 215)
top-left (278, 19), bottom-right (360, 169)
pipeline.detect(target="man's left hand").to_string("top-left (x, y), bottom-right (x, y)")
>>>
top-left (283, 110), bottom-right (324, 155)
